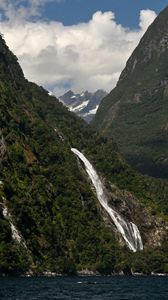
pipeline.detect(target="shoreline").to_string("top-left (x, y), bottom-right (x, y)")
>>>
top-left (0, 271), bottom-right (168, 278)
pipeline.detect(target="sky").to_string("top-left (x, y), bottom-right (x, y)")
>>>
top-left (0, 0), bottom-right (167, 96)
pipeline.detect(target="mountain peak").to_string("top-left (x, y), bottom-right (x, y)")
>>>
top-left (59, 89), bottom-right (107, 123)
top-left (118, 5), bottom-right (168, 84)
top-left (93, 6), bottom-right (168, 178)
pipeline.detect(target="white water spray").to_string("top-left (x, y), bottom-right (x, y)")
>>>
top-left (71, 148), bottom-right (143, 252)
top-left (1, 197), bottom-right (27, 248)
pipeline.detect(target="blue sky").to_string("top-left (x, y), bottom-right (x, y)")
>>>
top-left (44, 0), bottom-right (168, 28)
top-left (0, 1), bottom-right (167, 95)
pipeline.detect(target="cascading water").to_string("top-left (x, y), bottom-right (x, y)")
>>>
top-left (1, 197), bottom-right (27, 248)
top-left (71, 148), bottom-right (143, 252)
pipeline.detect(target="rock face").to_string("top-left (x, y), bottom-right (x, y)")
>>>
top-left (93, 6), bottom-right (168, 178)
top-left (107, 184), bottom-right (167, 249)
top-left (59, 89), bottom-right (107, 123)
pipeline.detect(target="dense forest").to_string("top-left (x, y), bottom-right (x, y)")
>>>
top-left (0, 33), bottom-right (168, 276)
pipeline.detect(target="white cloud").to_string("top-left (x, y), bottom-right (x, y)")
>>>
top-left (0, 0), bottom-right (56, 21)
top-left (0, 8), bottom-right (157, 96)
top-left (139, 9), bottom-right (157, 31)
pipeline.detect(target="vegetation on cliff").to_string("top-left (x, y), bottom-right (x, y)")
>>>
top-left (0, 34), bottom-right (168, 276)
top-left (93, 6), bottom-right (168, 179)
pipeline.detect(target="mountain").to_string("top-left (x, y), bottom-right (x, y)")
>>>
top-left (59, 89), bottom-right (107, 123)
top-left (93, 6), bottom-right (168, 179)
top-left (0, 35), bottom-right (168, 276)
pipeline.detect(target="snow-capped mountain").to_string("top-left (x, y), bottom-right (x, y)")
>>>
top-left (59, 90), bottom-right (107, 122)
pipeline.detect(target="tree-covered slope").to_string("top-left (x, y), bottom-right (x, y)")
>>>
top-left (93, 6), bottom-right (168, 178)
top-left (0, 35), bottom-right (168, 276)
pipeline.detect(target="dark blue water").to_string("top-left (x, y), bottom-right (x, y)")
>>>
top-left (0, 276), bottom-right (168, 299)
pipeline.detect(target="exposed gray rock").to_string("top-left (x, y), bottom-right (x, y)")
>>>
top-left (59, 89), bottom-right (107, 122)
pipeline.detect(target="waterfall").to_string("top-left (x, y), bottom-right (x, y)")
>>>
top-left (71, 148), bottom-right (143, 252)
top-left (1, 197), bottom-right (27, 248)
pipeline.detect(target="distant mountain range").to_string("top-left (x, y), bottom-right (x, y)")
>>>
top-left (59, 89), bottom-right (107, 122)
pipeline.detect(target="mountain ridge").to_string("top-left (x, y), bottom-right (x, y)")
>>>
top-left (0, 34), bottom-right (168, 275)
top-left (92, 6), bottom-right (168, 178)
top-left (59, 89), bottom-right (107, 123)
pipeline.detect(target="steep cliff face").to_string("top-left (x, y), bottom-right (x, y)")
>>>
top-left (0, 35), bottom-right (168, 275)
top-left (93, 6), bottom-right (168, 178)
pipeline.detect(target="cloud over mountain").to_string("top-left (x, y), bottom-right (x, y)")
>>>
top-left (0, 3), bottom-right (157, 95)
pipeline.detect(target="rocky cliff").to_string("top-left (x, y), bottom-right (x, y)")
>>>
top-left (93, 6), bottom-right (168, 179)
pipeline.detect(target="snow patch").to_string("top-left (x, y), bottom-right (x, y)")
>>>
top-left (70, 100), bottom-right (89, 112)
top-left (84, 105), bottom-right (99, 116)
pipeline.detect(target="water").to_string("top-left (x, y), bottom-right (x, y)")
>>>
top-left (0, 276), bottom-right (168, 299)
top-left (1, 198), bottom-right (27, 249)
top-left (71, 148), bottom-right (143, 252)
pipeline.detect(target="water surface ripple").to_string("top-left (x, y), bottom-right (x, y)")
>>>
top-left (0, 276), bottom-right (168, 299)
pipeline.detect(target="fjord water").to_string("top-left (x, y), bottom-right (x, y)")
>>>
top-left (71, 148), bottom-right (143, 252)
top-left (0, 276), bottom-right (168, 299)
